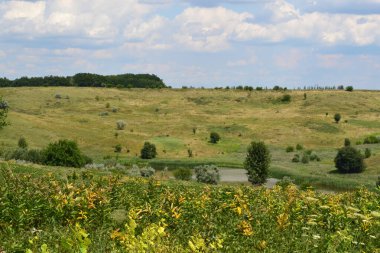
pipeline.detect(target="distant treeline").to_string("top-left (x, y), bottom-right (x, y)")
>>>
top-left (0, 73), bottom-right (166, 88)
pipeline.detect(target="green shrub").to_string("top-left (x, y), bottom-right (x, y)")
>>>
top-left (276, 176), bottom-right (294, 188)
top-left (114, 144), bottom-right (122, 153)
top-left (365, 148), bottom-right (371, 159)
top-left (244, 141), bottom-right (271, 185)
top-left (344, 138), bottom-right (351, 147)
top-left (334, 146), bottom-right (366, 173)
top-left (209, 132), bottom-right (221, 144)
top-left (334, 113), bottom-right (341, 123)
top-left (286, 146), bottom-right (294, 153)
top-left (18, 137), bottom-right (28, 149)
top-left (173, 168), bottom-right (192, 181)
top-left (0, 96), bottom-right (9, 129)
top-left (292, 154), bottom-right (300, 163)
top-left (301, 154), bottom-right (310, 164)
top-left (42, 139), bottom-right (87, 168)
top-left (140, 142), bottom-right (157, 159)
top-left (310, 153), bottom-right (321, 162)
top-left (296, 144), bottom-right (303, 150)
top-left (187, 148), bottom-right (193, 158)
top-left (281, 94), bottom-right (291, 103)
top-left (140, 166), bottom-right (155, 178)
top-left (377, 176), bottom-right (380, 188)
top-left (25, 149), bottom-right (44, 164)
top-left (194, 165), bottom-right (220, 185)
top-left (363, 135), bottom-right (380, 144)
top-left (345, 86), bottom-right (354, 92)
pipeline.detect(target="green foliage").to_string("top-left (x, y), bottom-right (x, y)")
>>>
top-left (140, 166), bottom-right (155, 178)
top-left (244, 141), bottom-right (271, 185)
top-left (335, 146), bottom-right (366, 173)
top-left (345, 86), bottom-right (354, 92)
top-left (140, 142), bottom-right (157, 159)
top-left (114, 144), bottom-right (122, 153)
top-left (187, 148), bottom-right (193, 158)
top-left (363, 135), bottom-right (380, 144)
top-left (285, 146), bottom-right (294, 153)
top-left (209, 132), bottom-right (221, 144)
top-left (276, 176), bottom-right (295, 188)
top-left (194, 165), bottom-right (220, 184)
top-left (281, 94), bottom-right (292, 103)
top-left (344, 138), bottom-right (351, 147)
top-left (377, 176), bottom-right (380, 188)
top-left (18, 137), bottom-right (28, 149)
top-left (42, 139), bottom-right (87, 168)
top-left (334, 113), bottom-right (341, 123)
top-left (296, 144), bottom-right (303, 151)
top-left (0, 96), bottom-right (9, 129)
top-left (173, 168), bottom-right (192, 181)
top-left (301, 154), bottom-right (310, 164)
top-left (364, 148), bottom-right (372, 159)
top-left (292, 154), bottom-right (300, 163)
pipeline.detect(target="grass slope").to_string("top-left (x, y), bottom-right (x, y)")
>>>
top-left (0, 87), bottom-right (379, 189)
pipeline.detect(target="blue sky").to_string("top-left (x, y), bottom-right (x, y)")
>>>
top-left (0, 0), bottom-right (380, 89)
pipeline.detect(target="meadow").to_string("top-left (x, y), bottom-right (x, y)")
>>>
top-left (0, 162), bottom-right (379, 252)
top-left (0, 87), bottom-right (379, 190)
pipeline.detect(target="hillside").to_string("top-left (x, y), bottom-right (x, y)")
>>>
top-left (0, 87), bottom-right (379, 188)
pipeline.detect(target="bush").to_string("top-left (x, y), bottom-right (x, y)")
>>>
top-left (345, 86), bottom-right (353, 92)
top-left (344, 138), bottom-right (351, 147)
top-left (0, 96), bottom-right (9, 129)
top-left (301, 154), bottom-right (310, 164)
top-left (173, 168), bottom-right (192, 181)
top-left (140, 142), bottom-right (157, 159)
top-left (55, 94), bottom-right (62, 99)
top-left (310, 153), bottom-right (321, 162)
top-left (187, 148), bottom-right (193, 158)
top-left (209, 132), bottom-right (221, 144)
top-left (296, 144), bottom-right (303, 151)
top-left (334, 146), bottom-right (366, 173)
top-left (377, 176), bottom-right (380, 188)
top-left (114, 144), bottom-right (122, 153)
top-left (334, 113), bottom-right (341, 123)
top-left (365, 148), bottom-right (371, 159)
top-left (276, 176), bottom-right (294, 188)
top-left (116, 120), bottom-right (126, 130)
top-left (140, 166), bottom-right (155, 178)
top-left (194, 165), bottom-right (220, 185)
top-left (18, 137), bottom-right (28, 149)
top-left (363, 135), bottom-right (380, 144)
top-left (281, 94), bottom-right (291, 103)
top-left (286, 146), bottom-right (294, 153)
top-left (292, 154), bottom-right (300, 163)
top-left (244, 141), bottom-right (271, 185)
top-left (42, 139), bottom-right (87, 168)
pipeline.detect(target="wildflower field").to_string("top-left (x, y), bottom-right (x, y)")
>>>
top-left (0, 163), bottom-right (379, 252)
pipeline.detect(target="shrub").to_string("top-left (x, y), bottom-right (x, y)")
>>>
top-left (334, 146), bottom-right (366, 173)
top-left (116, 120), bottom-right (126, 130)
top-left (106, 102), bottom-right (110, 108)
top-left (377, 176), bottom-right (380, 188)
top-left (303, 93), bottom-right (307, 100)
top-left (140, 142), bottom-right (157, 159)
top-left (276, 176), bottom-right (295, 188)
top-left (292, 154), bottom-right (300, 163)
top-left (114, 144), bottom-right (122, 153)
top-left (345, 86), bottom-right (353, 92)
top-left (310, 153), bottom-right (321, 162)
top-left (0, 96), bottom-right (9, 129)
top-left (286, 146), bottom-right (294, 153)
top-left (209, 132), bottom-right (221, 144)
top-left (363, 135), bottom-right (380, 144)
top-left (187, 148), bottom-right (193, 158)
top-left (18, 137), bottom-right (28, 149)
top-left (296, 144), bottom-right (303, 151)
top-left (334, 113), bottom-right (341, 123)
top-left (173, 168), bottom-right (192, 181)
top-left (344, 138), bottom-right (351, 147)
top-left (244, 141), bottom-right (271, 185)
top-left (194, 165), bottom-right (220, 185)
top-left (99, 112), bottom-right (109, 116)
top-left (42, 139), bottom-right (87, 168)
top-left (281, 94), bottom-right (291, 103)
top-left (55, 94), bottom-right (62, 99)
top-left (140, 166), bottom-right (155, 178)
top-left (301, 154), bottom-right (310, 164)
top-left (365, 148), bottom-right (371, 159)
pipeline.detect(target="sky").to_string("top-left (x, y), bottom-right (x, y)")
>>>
top-left (0, 0), bottom-right (380, 89)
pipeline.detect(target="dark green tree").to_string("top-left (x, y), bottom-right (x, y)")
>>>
top-left (334, 113), bottom-right (341, 123)
top-left (344, 138), bottom-right (351, 147)
top-left (42, 139), bottom-right (86, 168)
top-left (209, 132), bottom-right (221, 144)
top-left (140, 142), bottom-right (157, 159)
top-left (0, 96), bottom-right (9, 129)
top-left (18, 137), bottom-right (28, 149)
top-left (244, 141), bottom-right (271, 185)
top-left (334, 146), bottom-right (366, 173)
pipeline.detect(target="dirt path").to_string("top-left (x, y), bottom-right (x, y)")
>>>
top-left (219, 168), bottom-right (279, 189)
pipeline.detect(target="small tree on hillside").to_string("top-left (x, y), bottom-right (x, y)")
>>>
top-left (334, 113), bottom-right (341, 123)
top-left (334, 146), bottom-right (366, 173)
top-left (140, 142), bottom-right (157, 159)
top-left (0, 97), bottom-right (9, 129)
top-left (344, 138), bottom-right (351, 147)
top-left (209, 132), bottom-right (221, 144)
top-left (244, 141), bottom-right (271, 185)
top-left (42, 139), bottom-right (86, 168)
top-left (18, 137), bottom-right (28, 149)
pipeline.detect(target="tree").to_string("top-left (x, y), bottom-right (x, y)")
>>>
top-left (365, 148), bottom-right (371, 159)
top-left (140, 142), bottom-right (157, 159)
top-left (334, 146), bottom-right (366, 173)
top-left (244, 141), bottom-right (271, 185)
top-left (334, 113), bottom-right (341, 123)
top-left (42, 139), bottom-right (87, 168)
top-left (209, 132), bottom-right (221, 144)
top-left (0, 96), bottom-right (9, 129)
top-left (344, 138), bottom-right (351, 147)
top-left (345, 86), bottom-right (354, 92)
top-left (18, 137), bottom-right (28, 149)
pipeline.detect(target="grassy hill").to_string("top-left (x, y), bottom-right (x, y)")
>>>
top-left (0, 87), bottom-right (379, 189)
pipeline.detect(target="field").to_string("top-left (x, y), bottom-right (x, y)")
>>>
top-left (1, 87), bottom-right (380, 190)
top-left (0, 162), bottom-right (379, 252)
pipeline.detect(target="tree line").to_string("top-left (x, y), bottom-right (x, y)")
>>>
top-left (0, 73), bottom-right (166, 88)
